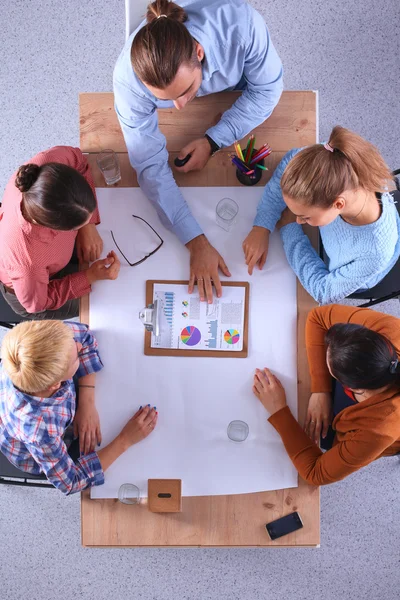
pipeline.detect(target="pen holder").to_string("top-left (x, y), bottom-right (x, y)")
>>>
top-left (235, 149), bottom-right (264, 186)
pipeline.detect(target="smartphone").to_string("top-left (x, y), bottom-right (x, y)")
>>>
top-left (265, 512), bottom-right (303, 540)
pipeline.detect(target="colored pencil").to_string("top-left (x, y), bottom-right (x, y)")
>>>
top-left (231, 156), bottom-right (248, 173)
top-left (251, 144), bottom-right (271, 161)
top-left (250, 149), bottom-right (271, 165)
top-left (245, 134), bottom-right (255, 163)
top-left (256, 164), bottom-right (268, 171)
top-left (234, 141), bottom-right (244, 162)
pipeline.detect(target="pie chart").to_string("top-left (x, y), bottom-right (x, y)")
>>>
top-left (224, 329), bottom-right (240, 345)
top-left (181, 326), bottom-right (201, 347)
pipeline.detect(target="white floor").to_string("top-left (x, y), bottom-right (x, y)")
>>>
top-left (1, 1), bottom-right (400, 598)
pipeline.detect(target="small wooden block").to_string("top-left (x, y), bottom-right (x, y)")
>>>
top-left (148, 479), bottom-right (182, 513)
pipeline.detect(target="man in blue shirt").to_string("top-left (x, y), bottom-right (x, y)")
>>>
top-left (113, 0), bottom-right (283, 302)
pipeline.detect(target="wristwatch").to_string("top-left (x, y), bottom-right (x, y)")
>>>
top-left (204, 134), bottom-right (221, 156)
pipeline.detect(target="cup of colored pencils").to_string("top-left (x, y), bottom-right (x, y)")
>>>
top-left (230, 135), bottom-right (270, 186)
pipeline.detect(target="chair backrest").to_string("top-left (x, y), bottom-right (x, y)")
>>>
top-left (125, 0), bottom-right (148, 40)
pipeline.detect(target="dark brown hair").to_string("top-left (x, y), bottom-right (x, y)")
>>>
top-left (131, 0), bottom-right (197, 89)
top-left (281, 126), bottom-right (393, 208)
top-left (325, 323), bottom-right (400, 390)
top-left (15, 162), bottom-right (96, 230)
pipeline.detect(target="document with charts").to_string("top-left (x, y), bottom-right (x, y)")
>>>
top-left (151, 283), bottom-right (246, 351)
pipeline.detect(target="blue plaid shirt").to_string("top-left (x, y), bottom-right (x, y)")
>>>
top-left (0, 322), bottom-right (105, 495)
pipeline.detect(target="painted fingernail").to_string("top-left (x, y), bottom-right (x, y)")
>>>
top-left (98, 443), bottom-right (101, 447)
top-left (139, 405), bottom-right (142, 409)
top-left (156, 411), bottom-right (158, 415)
top-left (147, 404), bottom-right (150, 407)
top-left (153, 406), bottom-right (157, 410)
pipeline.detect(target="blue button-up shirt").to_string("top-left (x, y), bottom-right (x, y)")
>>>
top-left (113, 0), bottom-right (283, 244)
top-left (0, 322), bottom-right (104, 495)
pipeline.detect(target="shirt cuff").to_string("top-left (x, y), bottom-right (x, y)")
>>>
top-left (253, 213), bottom-right (277, 232)
top-left (268, 406), bottom-right (316, 457)
top-left (205, 124), bottom-right (233, 149)
top-left (173, 214), bottom-right (203, 245)
top-left (71, 271), bottom-right (92, 298)
top-left (78, 451), bottom-right (105, 487)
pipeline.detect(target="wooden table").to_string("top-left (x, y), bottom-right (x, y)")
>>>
top-left (79, 91), bottom-right (319, 547)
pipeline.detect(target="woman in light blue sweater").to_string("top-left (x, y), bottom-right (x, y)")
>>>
top-left (243, 126), bottom-right (400, 304)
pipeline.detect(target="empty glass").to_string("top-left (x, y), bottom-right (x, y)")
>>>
top-left (96, 149), bottom-right (121, 185)
top-left (227, 420), bottom-right (249, 442)
top-left (118, 483), bottom-right (140, 505)
top-left (216, 198), bottom-right (239, 231)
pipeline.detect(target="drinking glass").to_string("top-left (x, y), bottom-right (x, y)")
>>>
top-left (96, 149), bottom-right (121, 185)
top-left (227, 420), bottom-right (249, 442)
top-left (118, 483), bottom-right (140, 505)
top-left (216, 198), bottom-right (239, 231)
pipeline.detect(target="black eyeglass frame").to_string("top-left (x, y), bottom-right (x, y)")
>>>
top-left (111, 215), bottom-right (164, 267)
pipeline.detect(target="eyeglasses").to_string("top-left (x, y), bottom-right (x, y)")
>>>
top-left (111, 215), bottom-right (164, 267)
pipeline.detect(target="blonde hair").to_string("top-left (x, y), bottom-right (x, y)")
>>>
top-left (1, 321), bottom-right (74, 394)
top-left (281, 126), bottom-right (393, 208)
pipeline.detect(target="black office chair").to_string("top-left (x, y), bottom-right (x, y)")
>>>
top-left (319, 184), bottom-right (400, 308)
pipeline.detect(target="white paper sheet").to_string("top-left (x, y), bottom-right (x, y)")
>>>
top-left (151, 283), bottom-right (246, 351)
top-left (90, 187), bottom-right (298, 498)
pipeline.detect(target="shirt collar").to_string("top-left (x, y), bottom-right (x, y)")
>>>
top-left (17, 201), bottom-right (58, 242)
top-left (4, 373), bottom-right (73, 408)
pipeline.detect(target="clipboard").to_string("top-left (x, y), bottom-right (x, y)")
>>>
top-left (143, 280), bottom-right (249, 358)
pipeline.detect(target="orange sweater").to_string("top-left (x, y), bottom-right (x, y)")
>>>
top-left (268, 305), bottom-right (400, 485)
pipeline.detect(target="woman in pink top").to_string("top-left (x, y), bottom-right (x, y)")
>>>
top-left (0, 146), bottom-right (120, 319)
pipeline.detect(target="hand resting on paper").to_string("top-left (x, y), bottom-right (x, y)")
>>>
top-left (85, 251), bottom-right (121, 285)
top-left (242, 226), bottom-right (270, 275)
top-left (252, 368), bottom-right (287, 416)
top-left (186, 234), bottom-right (231, 303)
top-left (97, 406), bottom-right (158, 472)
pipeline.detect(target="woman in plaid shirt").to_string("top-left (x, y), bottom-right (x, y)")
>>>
top-left (0, 320), bottom-right (157, 494)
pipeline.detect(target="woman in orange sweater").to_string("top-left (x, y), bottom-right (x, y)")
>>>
top-left (253, 304), bottom-right (400, 485)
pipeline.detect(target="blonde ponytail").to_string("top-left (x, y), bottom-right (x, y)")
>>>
top-left (281, 126), bottom-right (392, 208)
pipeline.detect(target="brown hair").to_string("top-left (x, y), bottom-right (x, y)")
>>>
top-left (280, 126), bottom-right (393, 208)
top-left (15, 162), bottom-right (96, 230)
top-left (131, 0), bottom-right (197, 89)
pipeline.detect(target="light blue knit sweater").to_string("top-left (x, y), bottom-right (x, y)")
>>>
top-left (254, 148), bottom-right (400, 304)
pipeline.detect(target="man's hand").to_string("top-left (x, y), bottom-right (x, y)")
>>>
top-left (76, 224), bottom-right (103, 263)
top-left (73, 387), bottom-right (101, 454)
top-left (276, 207), bottom-right (297, 230)
top-left (118, 406), bottom-right (158, 449)
top-left (242, 226), bottom-right (270, 275)
top-left (252, 368), bottom-right (287, 416)
top-left (304, 392), bottom-right (333, 444)
top-left (86, 251), bottom-right (121, 284)
top-left (174, 138), bottom-right (212, 173)
top-left (186, 235), bottom-right (231, 303)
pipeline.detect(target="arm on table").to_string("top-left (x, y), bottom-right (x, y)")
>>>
top-left (10, 269), bottom-right (91, 313)
top-left (242, 150), bottom-right (298, 273)
top-left (269, 406), bottom-right (396, 485)
top-left (113, 77), bottom-right (202, 246)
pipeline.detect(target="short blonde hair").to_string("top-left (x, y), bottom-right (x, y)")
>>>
top-left (1, 320), bottom-right (74, 394)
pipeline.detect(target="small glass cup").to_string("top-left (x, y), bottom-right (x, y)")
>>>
top-left (96, 149), bottom-right (121, 185)
top-left (118, 483), bottom-right (140, 505)
top-left (216, 198), bottom-right (239, 231)
top-left (227, 420), bottom-right (249, 442)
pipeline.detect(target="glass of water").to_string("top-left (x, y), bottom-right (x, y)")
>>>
top-left (96, 149), bottom-right (121, 185)
top-left (227, 420), bottom-right (249, 442)
top-left (118, 483), bottom-right (140, 505)
top-left (216, 198), bottom-right (239, 231)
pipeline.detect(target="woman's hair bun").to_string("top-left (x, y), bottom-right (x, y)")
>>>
top-left (15, 163), bottom-right (41, 193)
top-left (147, 0), bottom-right (187, 25)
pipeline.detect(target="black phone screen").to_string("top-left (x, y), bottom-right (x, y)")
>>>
top-left (265, 512), bottom-right (303, 540)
